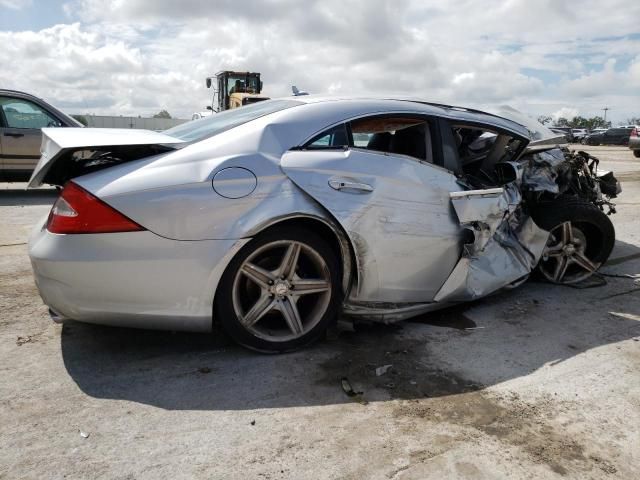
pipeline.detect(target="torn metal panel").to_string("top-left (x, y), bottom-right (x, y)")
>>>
top-left (434, 215), bottom-right (548, 303)
top-left (449, 184), bottom-right (521, 254)
top-left (434, 181), bottom-right (549, 303)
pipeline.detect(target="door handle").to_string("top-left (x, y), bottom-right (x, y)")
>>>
top-left (4, 132), bottom-right (24, 138)
top-left (328, 179), bottom-right (374, 192)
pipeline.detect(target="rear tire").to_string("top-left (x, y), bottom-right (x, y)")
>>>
top-left (530, 197), bottom-right (615, 284)
top-left (633, 150), bottom-right (640, 158)
top-left (215, 227), bottom-right (341, 353)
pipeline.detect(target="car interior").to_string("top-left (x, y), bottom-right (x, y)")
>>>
top-left (304, 116), bottom-right (524, 187)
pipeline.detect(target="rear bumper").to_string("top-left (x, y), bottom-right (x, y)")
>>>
top-left (29, 219), bottom-right (249, 332)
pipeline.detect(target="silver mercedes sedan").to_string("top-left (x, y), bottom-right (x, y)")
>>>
top-left (28, 97), bottom-right (619, 352)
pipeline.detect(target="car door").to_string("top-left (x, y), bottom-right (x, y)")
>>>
top-left (281, 117), bottom-right (464, 303)
top-left (0, 95), bottom-right (63, 178)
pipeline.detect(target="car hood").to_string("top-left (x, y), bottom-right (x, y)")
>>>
top-left (488, 106), bottom-right (567, 152)
top-left (28, 128), bottom-right (185, 188)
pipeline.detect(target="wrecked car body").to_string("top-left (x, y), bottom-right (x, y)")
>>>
top-left (27, 96), bottom-right (620, 351)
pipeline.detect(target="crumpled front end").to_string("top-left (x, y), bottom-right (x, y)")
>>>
top-left (433, 146), bottom-right (620, 304)
top-left (520, 147), bottom-right (620, 213)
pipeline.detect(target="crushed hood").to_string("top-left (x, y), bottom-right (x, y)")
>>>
top-left (489, 106), bottom-right (567, 151)
top-left (28, 128), bottom-right (185, 188)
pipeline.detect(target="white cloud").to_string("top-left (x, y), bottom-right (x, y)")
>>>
top-left (1, 0), bottom-right (639, 122)
top-left (551, 107), bottom-right (579, 121)
top-left (453, 72), bottom-right (475, 85)
top-left (0, 0), bottom-right (31, 9)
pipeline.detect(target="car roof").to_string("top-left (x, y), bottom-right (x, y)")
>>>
top-left (294, 94), bottom-right (502, 117)
top-left (284, 95), bottom-right (535, 138)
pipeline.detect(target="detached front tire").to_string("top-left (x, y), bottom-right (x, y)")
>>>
top-left (215, 227), bottom-right (341, 353)
top-left (530, 197), bottom-right (615, 284)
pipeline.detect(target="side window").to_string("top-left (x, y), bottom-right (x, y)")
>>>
top-left (0, 97), bottom-right (61, 129)
top-left (450, 123), bottom-right (523, 176)
top-left (350, 116), bottom-right (434, 163)
top-left (305, 123), bottom-right (350, 149)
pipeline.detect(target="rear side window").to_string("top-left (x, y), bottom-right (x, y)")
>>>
top-left (305, 124), bottom-right (350, 149)
top-left (164, 99), bottom-right (301, 142)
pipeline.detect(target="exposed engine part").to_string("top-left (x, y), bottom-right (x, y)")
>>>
top-left (518, 147), bottom-right (619, 215)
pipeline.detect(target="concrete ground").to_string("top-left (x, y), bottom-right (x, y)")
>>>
top-left (0, 146), bottom-right (638, 479)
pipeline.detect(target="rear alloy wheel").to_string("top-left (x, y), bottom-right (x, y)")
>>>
top-left (531, 197), bottom-right (615, 285)
top-left (216, 228), bottom-right (340, 352)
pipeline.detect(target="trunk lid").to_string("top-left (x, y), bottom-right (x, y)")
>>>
top-left (28, 128), bottom-right (185, 188)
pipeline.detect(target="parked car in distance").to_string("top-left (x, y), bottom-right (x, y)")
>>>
top-left (571, 128), bottom-right (589, 142)
top-left (550, 126), bottom-right (574, 143)
top-left (584, 126), bottom-right (633, 146)
top-left (628, 126), bottom-right (640, 158)
top-left (0, 89), bottom-right (81, 182)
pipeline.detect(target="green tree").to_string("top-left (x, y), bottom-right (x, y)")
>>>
top-left (551, 115), bottom-right (610, 129)
top-left (537, 115), bottom-right (552, 125)
top-left (153, 110), bottom-right (172, 119)
top-left (71, 114), bottom-right (88, 126)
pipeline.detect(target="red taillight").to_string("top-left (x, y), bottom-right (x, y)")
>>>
top-left (47, 182), bottom-right (145, 234)
top-left (631, 128), bottom-right (638, 138)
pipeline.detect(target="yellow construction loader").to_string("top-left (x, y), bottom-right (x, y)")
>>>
top-left (206, 71), bottom-right (270, 112)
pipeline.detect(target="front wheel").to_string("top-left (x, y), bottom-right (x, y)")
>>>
top-left (215, 227), bottom-right (341, 352)
top-left (530, 197), bottom-right (615, 284)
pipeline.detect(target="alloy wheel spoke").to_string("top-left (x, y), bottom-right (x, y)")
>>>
top-left (241, 262), bottom-right (275, 288)
top-left (572, 251), bottom-right (598, 273)
top-left (553, 256), bottom-right (570, 282)
top-left (561, 222), bottom-right (574, 244)
top-left (242, 294), bottom-right (276, 328)
top-left (278, 243), bottom-right (301, 280)
top-left (279, 297), bottom-right (303, 335)
top-left (292, 278), bottom-right (330, 296)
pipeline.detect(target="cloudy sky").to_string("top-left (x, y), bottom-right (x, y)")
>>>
top-left (1, 0), bottom-right (639, 123)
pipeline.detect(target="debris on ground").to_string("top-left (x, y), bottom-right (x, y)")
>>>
top-left (197, 367), bottom-right (212, 374)
top-left (340, 377), bottom-right (367, 404)
top-left (375, 364), bottom-right (393, 376)
top-left (16, 335), bottom-right (34, 346)
top-left (250, 420), bottom-right (255, 426)
top-left (79, 430), bottom-right (90, 439)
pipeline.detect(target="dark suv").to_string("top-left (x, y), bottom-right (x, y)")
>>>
top-left (0, 89), bottom-right (81, 182)
top-left (584, 127), bottom-right (633, 146)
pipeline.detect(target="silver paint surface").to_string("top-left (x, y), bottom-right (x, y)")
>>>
top-left (28, 97), bottom-right (565, 331)
top-left (212, 167), bottom-right (257, 198)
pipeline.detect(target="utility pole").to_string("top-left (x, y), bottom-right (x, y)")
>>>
top-left (603, 107), bottom-right (610, 124)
